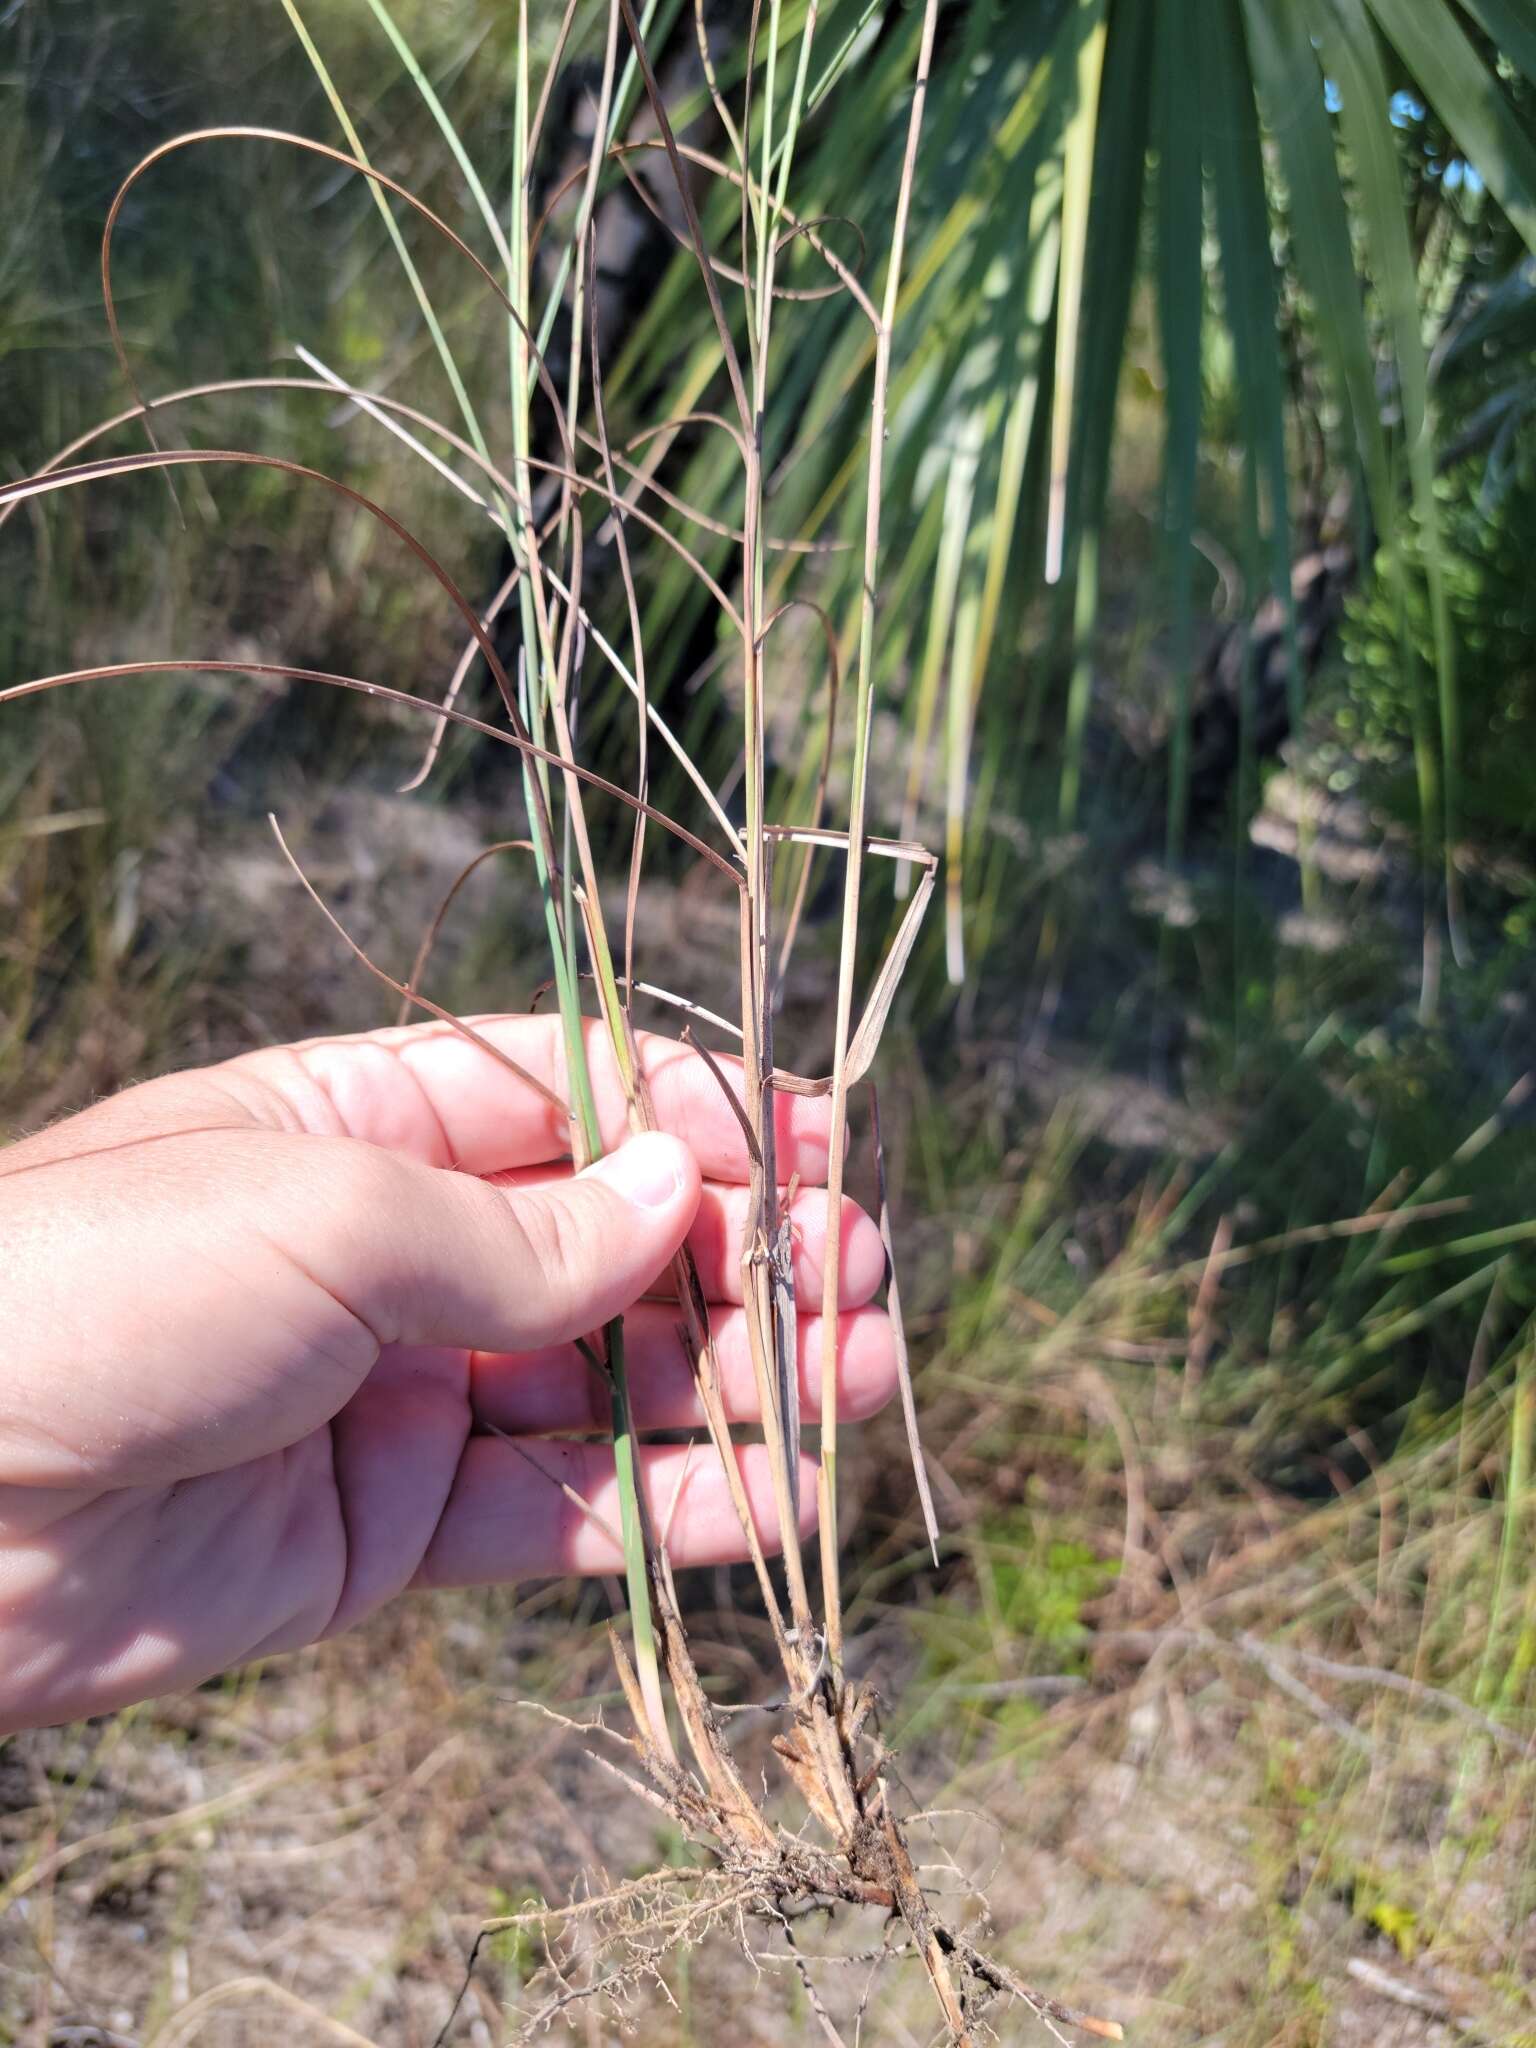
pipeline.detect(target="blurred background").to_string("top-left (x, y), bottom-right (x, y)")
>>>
top-left (4, 2), bottom-right (1536, 2042)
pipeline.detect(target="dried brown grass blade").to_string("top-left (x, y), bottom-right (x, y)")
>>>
top-left (395, 839), bottom-right (536, 1028)
top-left (100, 126), bottom-right (577, 475)
top-left (623, 407), bottom-right (749, 466)
top-left (398, 563), bottom-right (522, 795)
top-left (2, 440), bottom-right (564, 887)
top-left (607, 139), bottom-right (859, 305)
top-left (678, 1026), bottom-right (809, 1635)
top-left (651, 1575), bottom-right (778, 1851)
top-left (614, 0), bottom-right (751, 435)
top-left (517, 453), bottom-right (746, 630)
top-left (608, 1003), bottom-right (792, 1661)
top-left (607, 1625), bottom-right (669, 1771)
top-left (576, 424), bottom-right (842, 552)
top-left (480, 1422), bottom-right (621, 1552)
top-left (0, 654), bottom-right (741, 883)
top-left (266, 815), bottom-right (566, 1116)
top-left (871, 1086), bottom-right (939, 1567)
top-left (152, 1978), bottom-right (381, 2048)
top-left (843, 852), bottom-right (936, 1091)
top-left (694, 0), bottom-right (744, 166)
top-left (525, 0), bottom-right (583, 169)
top-left (675, 1303), bottom-right (790, 1655)
top-left (770, 1206), bottom-right (800, 1532)
top-left (680, 1024), bottom-right (763, 1168)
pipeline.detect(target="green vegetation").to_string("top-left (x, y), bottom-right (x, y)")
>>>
top-left (5, 1), bottom-right (1536, 2042)
top-left (1341, 449), bottom-right (1536, 847)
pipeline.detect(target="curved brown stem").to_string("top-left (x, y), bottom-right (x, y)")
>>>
top-left (267, 817), bottom-right (565, 1117)
top-left (0, 655), bottom-right (743, 882)
top-left (394, 839), bottom-right (537, 1028)
top-left (99, 126), bottom-right (576, 481)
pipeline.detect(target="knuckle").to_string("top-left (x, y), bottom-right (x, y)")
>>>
top-left (508, 1184), bottom-right (599, 1328)
top-left (326, 1135), bottom-right (401, 1219)
top-left (332, 1147), bottom-right (430, 1341)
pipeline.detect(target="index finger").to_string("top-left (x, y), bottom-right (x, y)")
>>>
top-left (230, 1013), bottom-right (835, 1184)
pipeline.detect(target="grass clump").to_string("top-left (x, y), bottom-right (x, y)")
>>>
top-left (0, 4), bottom-right (1121, 2042)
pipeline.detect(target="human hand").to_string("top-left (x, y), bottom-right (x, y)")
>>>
top-left (0, 1017), bottom-right (896, 1734)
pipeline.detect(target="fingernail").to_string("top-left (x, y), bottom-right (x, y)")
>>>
top-left (586, 1132), bottom-right (686, 1210)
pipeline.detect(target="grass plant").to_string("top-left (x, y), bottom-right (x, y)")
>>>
top-left (6, 6), bottom-right (1536, 2044)
top-left (0, 4), bottom-right (1124, 2040)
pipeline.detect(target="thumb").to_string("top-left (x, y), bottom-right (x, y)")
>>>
top-left (0, 1123), bottom-right (701, 1492)
top-left (393, 1130), bottom-right (702, 1352)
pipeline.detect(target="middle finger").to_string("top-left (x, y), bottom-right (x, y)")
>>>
top-left (469, 1300), bottom-right (898, 1435)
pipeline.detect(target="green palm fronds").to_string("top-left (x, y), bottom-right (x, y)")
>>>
top-left (602, 0), bottom-right (1536, 989)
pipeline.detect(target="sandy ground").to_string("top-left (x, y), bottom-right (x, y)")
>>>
top-left (4, 1552), bottom-right (1530, 2048)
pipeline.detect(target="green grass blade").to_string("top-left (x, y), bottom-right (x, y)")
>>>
top-left (1154, 0), bottom-right (1205, 861)
top-left (942, 405), bottom-right (996, 984)
top-left (1458, 0), bottom-right (1536, 86)
top-left (606, 1321), bottom-right (672, 1753)
top-left (1240, 0), bottom-right (1391, 525)
top-left (1044, 0), bottom-right (1108, 587)
top-left (1312, 0), bottom-right (1461, 935)
top-left (1384, 1217), bottom-right (1536, 1272)
top-left (1368, 0), bottom-right (1536, 254)
top-left (1469, 1323), bottom-right (1534, 1711)
top-left (942, 164), bottom-right (1062, 974)
top-left (1057, 0), bottom-right (1155, 831)
top-left (1203, 0), bottom-right (1298, 737)
top-left (358, 0), bottom-right (513, 272)
top-left (803, 0), bottom-right (884, 117)
top-left (323, 0), bottom-right (667, 1745)
top-left (278, 0), bottom-right (495, 477)
top-left (1242, 0), bottom-right (1444, 996)
top-left (903, 427), bottom-right (979, 916)
top-left (970, 164), bottom-right (1063, 701)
